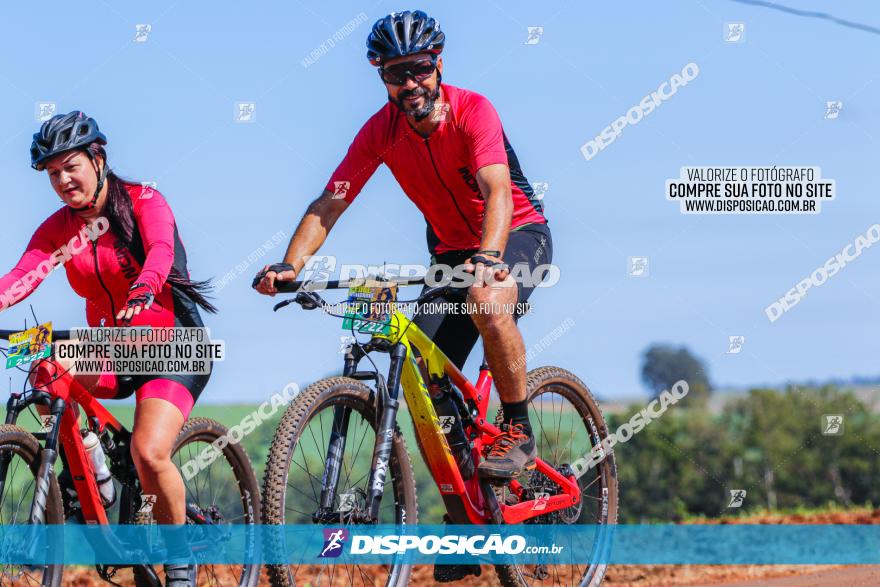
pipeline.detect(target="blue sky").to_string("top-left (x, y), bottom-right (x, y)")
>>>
top-left (0, 1), bottom-right (877, 403)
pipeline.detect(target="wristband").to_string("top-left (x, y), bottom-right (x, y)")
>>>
top-left (125, 282), bottom-right (154, 308)
top-left (470, 254), bottom-right (508, 270)
top-left (477, 249), bottom-right (501, 258)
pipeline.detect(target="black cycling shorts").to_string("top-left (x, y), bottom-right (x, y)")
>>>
top-left (412, 222), bottom-right (553, 370)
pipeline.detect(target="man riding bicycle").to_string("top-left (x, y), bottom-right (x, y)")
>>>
top-left (256, 9), bottom-right (555, 582)
top-left (257, 8), bottom-right (552, 477)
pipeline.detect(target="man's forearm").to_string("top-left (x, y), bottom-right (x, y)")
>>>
top-left (281, 193), bottom-right (346, 272)
top-left (479, 189), bottom-right (513, 253)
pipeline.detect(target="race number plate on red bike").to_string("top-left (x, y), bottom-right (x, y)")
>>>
top-left (6, 322), bottom-right (53, 369)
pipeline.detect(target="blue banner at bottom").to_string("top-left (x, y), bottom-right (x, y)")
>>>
top-left (1, 524), bottom-right (879, 565)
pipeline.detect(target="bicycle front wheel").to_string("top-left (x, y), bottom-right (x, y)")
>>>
top-left (262, 376), bottom-right (418, 587)
top-left (0, 424), bottom-right (64, 587)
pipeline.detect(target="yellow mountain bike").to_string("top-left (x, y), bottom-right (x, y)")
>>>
top-left (258, 276), bottom-right (618, 586)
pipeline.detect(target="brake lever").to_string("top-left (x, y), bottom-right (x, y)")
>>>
top-left (272, 299), bottom-right (298, 312)
top-left (296, 291), bottom-right (320, 310)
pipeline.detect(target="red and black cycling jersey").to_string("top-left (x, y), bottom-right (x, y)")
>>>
top-left (326, 83), bottom-right (547, 254)
top-left (0, 183), bottom-right (201, 329)
top-left (0, 183), bottom-right (209, 418)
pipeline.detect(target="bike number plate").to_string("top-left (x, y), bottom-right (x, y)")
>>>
top-left (341, 283), bottom-right (397, 336)
top-left (5, 322), bottom-right (52, 369)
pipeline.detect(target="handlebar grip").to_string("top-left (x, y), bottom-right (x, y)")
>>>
top-left (0, 329), bottom-right (72, 341)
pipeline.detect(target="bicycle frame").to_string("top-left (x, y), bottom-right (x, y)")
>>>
top-left (325, 307), bottom-right (582, 526)
top-left (6, 356), bottom-right (125, 525)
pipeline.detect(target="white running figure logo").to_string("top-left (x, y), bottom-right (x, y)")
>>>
top-left (321, 529), bottom-right (346, 557)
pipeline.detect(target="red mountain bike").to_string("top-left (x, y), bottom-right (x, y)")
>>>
top-left (259, 277), bottom-right (619, 586)
top-left (0, 327), bottom-right (261, 587)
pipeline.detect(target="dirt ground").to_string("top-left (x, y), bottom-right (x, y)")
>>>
top-left (47, 509), bottom-right (880, 586)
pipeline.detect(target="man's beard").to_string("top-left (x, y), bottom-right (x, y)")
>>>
top-left (389, 85), bottom-right (441, 121)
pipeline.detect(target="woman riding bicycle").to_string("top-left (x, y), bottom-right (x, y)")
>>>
top-left (0, 111), bottom-right (216, 585)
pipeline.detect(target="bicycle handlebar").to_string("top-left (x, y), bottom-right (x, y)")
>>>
top-left (272, 277), bottom-right (428, 293)
top-left (269, 276), bottom-right (465, 314)
top-left (0, 329), bottom-right (73, 341)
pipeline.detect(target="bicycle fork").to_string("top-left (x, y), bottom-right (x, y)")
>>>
top-left (314, 343), bottom-right (407, 524)
top-left (29, 398), bottom-right (66, 524)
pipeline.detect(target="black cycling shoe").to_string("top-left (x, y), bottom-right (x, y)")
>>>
top-left (432, 514), bottom-right (482, 582)
top-left (434, 562), bottom-right (482, 583)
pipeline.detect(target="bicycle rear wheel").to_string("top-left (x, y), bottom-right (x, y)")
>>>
top-left (133, 417), bottom-right (261, 587)
top-left (262, 376), bottom-right (418, 587)
top-left (493, 366), bottom-right (618, 587)
top-left (0, 424), bottom-right (64, 587)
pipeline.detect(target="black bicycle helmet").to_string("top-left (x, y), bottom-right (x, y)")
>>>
top-left (30, 111), bottom-right (107, 171)
top-left (30, 111), bottom-right (109, 211)
top-left (366, 10), bottom-right (445, 66)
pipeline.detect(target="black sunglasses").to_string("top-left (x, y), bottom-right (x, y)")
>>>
top-left (379, 58), bottom-right (437, 85)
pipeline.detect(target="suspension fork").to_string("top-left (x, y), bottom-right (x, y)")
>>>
top-left (311, 348), bottom-right (364, 521)
top-left (30, 397), bottom-right (66, 524)
top-left (316, 404), bottom-right (354, 514)
top-left (0, 393), bottom-right (27, 498)
top-left (365, 343), bottom-right (406, 522)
